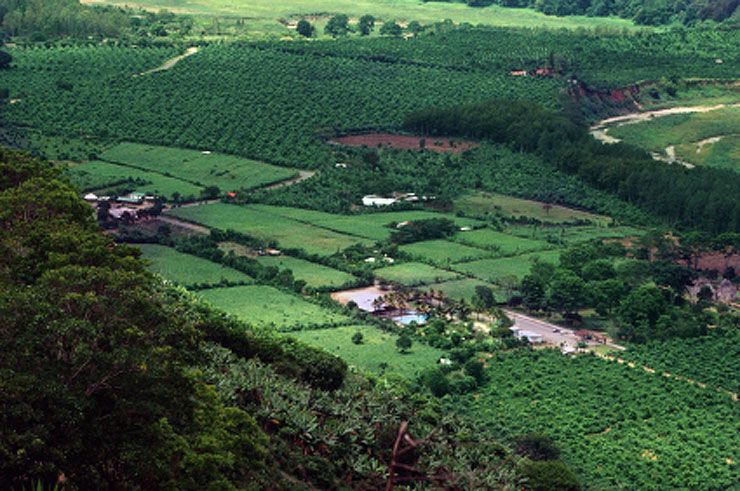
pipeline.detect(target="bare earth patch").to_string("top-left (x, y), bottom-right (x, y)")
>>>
top-left (328, 133), bottom-right (478, 153)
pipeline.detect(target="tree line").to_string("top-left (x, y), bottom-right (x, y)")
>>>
top-left (403, 100), bottom-right (740, 234)
top-left (425, 0), bottom-right (738, 25)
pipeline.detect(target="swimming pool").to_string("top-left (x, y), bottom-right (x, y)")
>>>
top-left (392, 312), bottom-right (428, 325)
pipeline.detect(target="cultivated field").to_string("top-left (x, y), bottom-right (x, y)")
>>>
top-left (290, 325), bottom-right (444, 377)
top-left (608, 105), bottom-right (739, 170)
top-left (460, 349), bottom-right (739, 489)
top-left (329, 133), bottom-right (477, 154)
top-left (68, 160), bottom-right (203, 199)
top-left (454, 192), bottom-right (612, 225)
top-left (167, 203), bottom-right (373, 256)
top-left (198, 285), bottom-right (350, 330)
top-left (255, 255), bottom-right (356, 290)
top-left (505, 224), bottom-right (643, 244)
top-left (424, 278), bottom-right (506, 302)
top-left (453, 228), bottom-right (553, 256)
top-left (452, 249), bottom-right (563, 283)
top-left (247, 204), bottom-right (483, 241)
top-left (138, 244), bottom-right (252, 288)
top-left (374, 262), bottom-right (460, 286)
top-left (102, 143), bottom-right (298, 191)
top-left (399, 239), bottom-right (490, 265)
top-left (81, 0), bottom-right (637, 35)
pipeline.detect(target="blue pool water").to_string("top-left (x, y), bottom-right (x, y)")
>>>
top-left (392, 313), bottom-right (428, 325)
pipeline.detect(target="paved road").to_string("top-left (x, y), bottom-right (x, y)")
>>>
top-left (504, 310), bottom-right (581, 349)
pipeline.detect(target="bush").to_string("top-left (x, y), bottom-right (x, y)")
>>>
top-left (518, 459), bottom-right (580, 491)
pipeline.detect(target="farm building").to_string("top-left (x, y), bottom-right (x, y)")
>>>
top-left (510, 70), bottom-right (528, 76)
top-left (362, 195), bottom-right (397, 207)
top-left (509, 327), bottom-right (544, 344)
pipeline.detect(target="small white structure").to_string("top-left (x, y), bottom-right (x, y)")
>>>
top-left (364, 257), bottom-right (377, 263)
top-left (362, 195), bottom-right (397, 207)
top-left (83, 193), bottom-right (99, 202)
top-left (335, 163), bottom-right (348, 168)
top-left (201, 150), bottom-right (212, 154)
top-left (509, 326), bottom-right (544, 344)
top-left (459, 226), bottom-right (472, 232)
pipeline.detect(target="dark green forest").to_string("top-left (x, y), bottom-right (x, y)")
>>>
top-left (403, 100), bottom-right (740, 233)
top-left (435, 0), bottom-right (738, 25)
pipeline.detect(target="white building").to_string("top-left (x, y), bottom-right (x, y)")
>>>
top-left (362, 195), bottom-right (397, 207)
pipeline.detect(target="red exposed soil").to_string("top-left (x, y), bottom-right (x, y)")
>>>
top-left (678, 252), bottom-right (740, 272)
top-left (328, 133), bottom-right (478, 154)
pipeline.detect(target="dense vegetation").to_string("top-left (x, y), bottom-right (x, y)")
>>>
top-left (445, 0), bottom-right (739, 25)
top-left (0, 147), bottom-right (535, 489)
top-left (404, 100), bottom-right (740, 233)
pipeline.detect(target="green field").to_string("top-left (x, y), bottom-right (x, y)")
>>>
top-left (138, 243), bottom-right (252, 287)
top-left (452, 249), bottom-right (562, 283)
top-left (424, 278), bottom-right (506, 302)
top-left (290, 325), bottom-right (444, 377)
top-left (198, 285), bottom-right (350, 330)
top-left (101, 143), bottom-right (298, 192)
top-left (68, 160), bottom-right (203, 199)
top-left (167, 203), bottom-right (373, 256)
top-left (82, 0), bottom-right (637, 36)
top-left (674, 134), bottom-right (739, 172)
top-left (608, 106), bottom-right (739, 170)
top-left (374, 262), bottom-right (460, 286)
top-left (454, 192), bottom-right (612, 225)
top-left (505, 224), bottom-right (642, 244)
top-left (400, 239), bottom-right (490, 265)
top-left (453, 228), bottom-right (553, 256)
top-left (255, 255), bottom-right (356, 290)
top-left (458, 349), bottom-right (739, 489)
top-left (248, 204), bottom-right (482, 241)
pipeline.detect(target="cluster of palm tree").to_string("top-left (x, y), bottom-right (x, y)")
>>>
top-left (372, 286), bottom-right (476, 321)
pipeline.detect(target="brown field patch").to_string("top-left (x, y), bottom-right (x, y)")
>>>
top-left (328, 133), bottom-right (478, 154)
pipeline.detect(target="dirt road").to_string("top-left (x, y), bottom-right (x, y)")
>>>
top-left (136, 47), bottom-right (199, 77)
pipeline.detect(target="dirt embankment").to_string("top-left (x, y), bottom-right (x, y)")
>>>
top-left (328, 133), bottom-right (477, 153)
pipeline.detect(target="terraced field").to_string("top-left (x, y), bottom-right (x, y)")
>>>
top-left (198, 285), bottom-right (350, 330)
top-left (138, 244), bottom-right (252, 288)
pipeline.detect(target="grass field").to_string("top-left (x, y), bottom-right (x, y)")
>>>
top-left (101, 143), bottom-right (297, 192)
top-left (424, 278), bottom-right (506, 302)
top-left (505, 224), bottom-right (642, 244)
top-left (68, 160), bottom-right (203, 199)
top-left (400, 239), bottom-right (490, 265)
top-left (452, 249), bottom-right (562, 283)
top-left (453, 228), bottom-right (554, 256)
top-left (138, 244), bottom-right (252, 287)
top-left (608, 106), bottom-right (739, 170)
top-left (248, 204), bottom-right (482, 241)
top-left (82, 0), bottom-right (637, 36)
top-left (454, 192), bottom-right (612, 225)
top-left (198, 285), bottom-right (350, 330)
top-left (374, 262), bottom-right (460, 286)
top-left (255, 255), bottom-right (356, 289)
top-left (167, 203), bottom-right (373, 256)
top-left (290, 325), bottom-right (444, 377)
top-left (674, 134), bottom-right (739, 172)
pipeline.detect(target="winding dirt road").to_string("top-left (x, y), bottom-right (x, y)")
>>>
top-left (590, 103), bottom-right (740, 168)
top-left (136, 47), bottom-right (199, 77)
